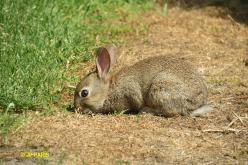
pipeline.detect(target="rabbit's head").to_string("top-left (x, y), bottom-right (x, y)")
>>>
top-left (74, 45), bottom-right (118, 113)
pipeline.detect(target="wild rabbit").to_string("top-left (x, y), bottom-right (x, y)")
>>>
top-left (74, 45), bottom-right (211, 117)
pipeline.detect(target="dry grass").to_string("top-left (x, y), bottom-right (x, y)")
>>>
top-left (2, 6), bottom-right (248, 164)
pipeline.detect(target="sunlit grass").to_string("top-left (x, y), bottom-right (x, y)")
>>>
top-left (0, 0), bottom-right (153, 110)
top-left (0, 0), bottom-right (154, 140)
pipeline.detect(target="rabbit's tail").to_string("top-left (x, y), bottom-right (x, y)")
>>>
top-left (190, 104), bottom-right (213, 117)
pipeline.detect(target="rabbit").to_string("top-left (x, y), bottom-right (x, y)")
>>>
top-left (74, 44), bottom-right (212, 117)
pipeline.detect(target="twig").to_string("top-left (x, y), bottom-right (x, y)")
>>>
top-left (202, 129), bottom-right (223, 133)
top-left (227, 14), bottom-right (242, 27)
top-left (203, 127), bottom-right (241, 134)
top-left (233, 112), bottom-right (244, 125)
top-left (222, 96), bottom-right (248, 101)
top-left (227, 117), bottom-right (238, 128)
top-left (224, 127), bottom-right (241, 133)
top-left (227, 112), bottom-right (248, 128)
top-left (112, 118), bottom-right (119, 125)
top-left (65, 84), bottom-right (76, 89)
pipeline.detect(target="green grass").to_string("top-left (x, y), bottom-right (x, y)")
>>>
top-left (0, 106), bottom-right (26, 144)
top-left (0, 0), bottom-right (153, 110)
top-left (0, 0), bottom-right (154, 141)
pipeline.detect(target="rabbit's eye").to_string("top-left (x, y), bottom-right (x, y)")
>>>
top-left (80, 89), bottom-right (89, 97)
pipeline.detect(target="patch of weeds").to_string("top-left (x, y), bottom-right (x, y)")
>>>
top-left (227, 76), bottom-right (243, 86)
top-left (66, 104), bottom-right (75, 113)
top-left (208, 76), bottom-right (244, 86)
top-left (135, 113), bottom-right (143, 123)
top-left (163, 2), bottom-right (168, 16)
top-left (113, 108), bottom-right (127, 115)
top-left (0, 106), bottom-right (26, 144)
top-left (38, 108), bottom-right (55, 117)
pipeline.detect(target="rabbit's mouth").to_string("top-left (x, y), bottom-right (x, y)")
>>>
top-left (74, 101), bottom-right (105, 114)
top-left (75, 107), bottom-right (92, 114)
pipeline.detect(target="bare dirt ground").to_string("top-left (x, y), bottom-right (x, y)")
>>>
top-left (2, 6), bottom-right (248, 165)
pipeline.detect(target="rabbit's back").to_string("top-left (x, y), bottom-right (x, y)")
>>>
top-left (116, 56), bottom-right (206, 94)
top-left (109, 56), bottom-right (208, 115)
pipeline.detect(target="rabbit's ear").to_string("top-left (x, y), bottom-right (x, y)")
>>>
top-left (104, 44), bottom-right (118, 68)
top-left (96, 47), bottom-right (111, 80)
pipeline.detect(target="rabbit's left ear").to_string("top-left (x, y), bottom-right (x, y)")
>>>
top-left (104, 44), bottom-right (118, 69)
top-left (96, 47), bottom-right (111, 80)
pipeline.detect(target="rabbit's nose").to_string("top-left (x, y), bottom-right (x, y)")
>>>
top-left (74, 100), bottom-right (82, 111)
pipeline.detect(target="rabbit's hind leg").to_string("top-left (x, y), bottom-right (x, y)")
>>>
top-left (144, 72), bottom-right (193, 116)
top-left (140, 106), bottom-right (176, 117)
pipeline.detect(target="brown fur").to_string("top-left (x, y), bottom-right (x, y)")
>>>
top-left (74, 47), bottom-right (208, 116)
